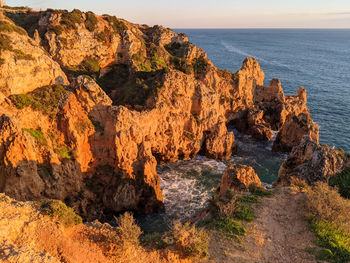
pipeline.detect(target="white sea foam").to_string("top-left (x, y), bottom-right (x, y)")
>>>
top-left (221, 40), bottom-right (291, 69)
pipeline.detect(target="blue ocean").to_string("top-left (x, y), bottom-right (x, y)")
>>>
top-left (178, 29), bottom-right (350, 152)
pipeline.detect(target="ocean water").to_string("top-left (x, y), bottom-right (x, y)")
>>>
top-left (140, 29), bottom-right (350, 228)
top-left (178, 29), bottom-right (350, 152)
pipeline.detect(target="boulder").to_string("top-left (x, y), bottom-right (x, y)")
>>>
top-left (217, 164), bottom-right (261, 194)
top-left (277, 136), bottom-right (345, 185)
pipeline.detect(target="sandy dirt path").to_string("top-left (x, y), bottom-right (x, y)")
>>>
top-left (206, 187), bottom-right (320, 263)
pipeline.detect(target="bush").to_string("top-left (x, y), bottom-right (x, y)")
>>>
top-left (248, 183), bottom-right (273, 197)
top-left (115, 212), bottom-right (142, 248)
top-left (48, 24), bottom-right (63, 35)
top-left (40, 200), bottom-right (82, 227)
top-left (200, 216), bottom-right (246, 241)
top-left (85, 11), bottom-right (98, 32)
top-left (10, 84), bottom-right (68, 117)
top-left (140, 232), bottom-right (167, 249)
top-left (22, 128), bottom-right (48, 146)
top-left (60, 9), bottom-right (83, 30)
top-left (306, 182), bottom-right (350, 262)
top-left (54, 148), bottom-right (72, 159)
top-left (171, 221), bottom-right (209, 259)
top-left (0, 33), bottom-right (34, 61)
top-left (310, 220), bottom-right (350, 262)
top-left (233, 201), bottom-right (255, 222)
top-left (80, 58), bottom-right (100, 73)
top-left (306, 182), bottom-right (350, 232)
top-left (329, 169), bottom-right (350, 199)
top-left (0, 20), bottom-right (27, 35)
top-left (192, 56), bottom-right (209, 76)
top-left (103, 15), bottom-right (127, 35)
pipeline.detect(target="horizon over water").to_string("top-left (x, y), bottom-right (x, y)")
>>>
top-left (176, 28), bottom-right (350, 152)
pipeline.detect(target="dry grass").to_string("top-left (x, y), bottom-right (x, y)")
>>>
top-left (306, 182), bottom-right (350, 232)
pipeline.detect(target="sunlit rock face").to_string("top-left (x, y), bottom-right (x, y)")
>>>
top-left (0, 8), bottom-right (314, 220)
top-left (277, 136), bottom-right (345, 185)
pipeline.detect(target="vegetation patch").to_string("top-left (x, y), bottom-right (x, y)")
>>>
top-left (5, 13), bottom-right (40, 35)
top-left (0, 33), bottom-right (34, 60)
top-left (85, 11), bottom-right (98, 32)
top-left (306, 182), bottom-right (350, 262)
top-left (22, 128), bottom-right (48, 146)
top-left (60, 9), bottom-right (83, 30)
top-left (10, 84), bottom-right (68, 117)
top-left (40, 200), bottom-right (82, 227)
top-left (54, 148), bottom-right (72, 159)
top-left (170, 221), bottom-right (209, 259)
top-left (329, 168), bottom-right (350, 199)
top-left (114, 212), bottom-right (142, 248)
top-left (192, 56), bottom-right (209, 77)
top-left (103, 15), bottom-right (127, 36)
top-left (200, 216), bottom-right (247, 241)
top-left (0, 20), bottom-right (27, 35)
top-left (48, 24), bottom-right (63, 35)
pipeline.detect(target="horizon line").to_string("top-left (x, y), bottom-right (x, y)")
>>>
top-left (173, 27), bottom-right (350, 30)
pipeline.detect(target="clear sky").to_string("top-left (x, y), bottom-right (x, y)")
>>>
top-left (6, 0), bottom-right (350, 28)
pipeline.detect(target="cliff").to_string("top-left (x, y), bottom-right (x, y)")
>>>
top-left (0, 8), bottom-right (318, 220)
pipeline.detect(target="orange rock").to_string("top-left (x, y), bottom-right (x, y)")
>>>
top-left (217, 164), bottom-right (261, 194)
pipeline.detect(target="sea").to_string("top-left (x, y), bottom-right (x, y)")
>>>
top-left (139, 29), bottom-right (350, 230)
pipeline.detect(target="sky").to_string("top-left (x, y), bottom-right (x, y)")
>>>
top-left (5, 0), bottom-right (350, 28)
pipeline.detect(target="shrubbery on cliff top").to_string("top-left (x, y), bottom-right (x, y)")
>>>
top-left (329, 168), bottom-right (350, 199)
top-left (10, 84), bottom-right (67, 117)
top-left (40, 200), bottom-right (82, 227)
top-left (306, 182), bottom-right (350, 262)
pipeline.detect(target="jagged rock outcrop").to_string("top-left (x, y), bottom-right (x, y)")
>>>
top-left (277, 136), bottom-right (345, 185)
top-left (0, 15), bottom-right (68, 95)
top-left (217, 164), bottom-right (261, 194)
top-left (273, 112), bottom-right (319, 152)
top-left (233, 78), bottom-right (310, 142)
top-left (0, 8), bottom-right (316, 219)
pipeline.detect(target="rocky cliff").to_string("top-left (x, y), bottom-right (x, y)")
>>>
top-left (0, 8), bottom-right (318, 220)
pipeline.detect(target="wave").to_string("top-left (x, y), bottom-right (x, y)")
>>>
top-left (221, 40), bottom-right (291, 69)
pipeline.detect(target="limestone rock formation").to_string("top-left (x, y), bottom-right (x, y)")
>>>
top-left (233, 79), bottom-right (310, 142)
top-left (217, 164), bottom-right (262, 194)
top-left (0, 15), bottom-right (69, 95)
top-left (273, 112), bottom-right (319, 152)
top-left (277, 136), bottom-right (345, 185)
top-left (0, 8), bottom-right (316, 219)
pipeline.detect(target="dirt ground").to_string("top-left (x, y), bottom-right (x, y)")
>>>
top-left (206, 187), bottom-right (322, 263)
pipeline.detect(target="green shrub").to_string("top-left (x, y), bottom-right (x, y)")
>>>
top-left (310, 219), bottom-right (350, 262)
top-left (40, 200), bottom-right (82, 227)
top-left (170, 57), bottom-right (192, 74)
top-left (79, 58), bottom-right (100, 73)
top-left (115, 212), bottom-right (142, 247)
top-left (306, 182), bottom-right (350, 232)
top-left (200, 216), bottom-right (246, 241)
top-left (22, 128), bottom-right (47, 146)
top-left (54, 148), bottom-right (72, 159)
top-left (171, 221), bottom-right (209, 259)
top-left (140, 232), bottom-right (167, 249)
top-left (192, 56), bottom-right (209, 76)
top-left (95, 29), bottom-right (108, 43)
top-left (85, 11), bottom-right (98, 32)
top-left (248, 183), bottom-right (273, 197)
top-left (329, 169), bottom-right (350, 199)
top-left (103, 15), bottom-right (127, 35)
top-left (48, 24), bottom-right (63, 35)
top-left (10, 85), bottom-right (68, 117)
top-left (60, 9), bottom-right (83, 30)
top-left (164, 42), bottom-right (183, 56)
top-left (0, 20), bottom-right (27, 35)
top-left (234, 201), bottom-right (255, 222)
